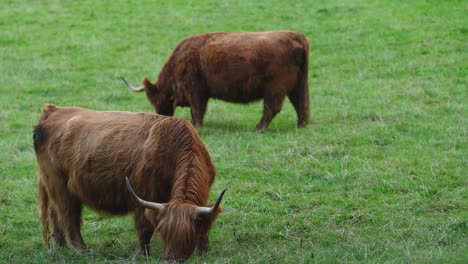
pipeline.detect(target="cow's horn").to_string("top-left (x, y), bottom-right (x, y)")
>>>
top-left (125, 177), bottom-right (165, 211)
top-left (195, 189), bottom-right (227, 215)
top-left (119, 76), bottom-right (145, 92)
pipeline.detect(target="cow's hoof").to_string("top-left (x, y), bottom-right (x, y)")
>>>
top-left (255, 126), bottom-right (267, 133)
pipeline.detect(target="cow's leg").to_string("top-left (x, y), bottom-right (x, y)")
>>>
top-left (61, 198), bottom-right (87, 252)
top-left (49, 205), bottom-right (67, 247)
top-left (197, 215), bottom-right (218, 254)
top-left (197, 232), bottom-right (209, 254)
top-left (134, 208), bottom-right (154, 255)
top-left (288, 84), bottom-right (310, 128)
top-left (38, 173), bottom-right (67, 248)
top-left (256, 94), bottom-right (284, 132)
top-left (190, 96), bottom-right (208, 127)
top-left (45, 173), bottom-right (87, 252)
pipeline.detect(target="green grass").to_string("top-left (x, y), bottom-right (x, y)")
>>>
top-left (0, 0), bottom-right (466, 263)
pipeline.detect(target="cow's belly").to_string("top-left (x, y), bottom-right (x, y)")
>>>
top-left (68, 173), bottom-right (133, 215)
top-left (206, 72), bottom-right (268, 103)
top-left (210, 86), bottom-right (264, 103)
top-left (201, 50), bottom-right (271, 102)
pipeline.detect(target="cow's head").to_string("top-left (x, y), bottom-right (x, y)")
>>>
top-left (120, 76), bottom-right (174, 116)
top-left (125, 177), bottom-right (226, 261)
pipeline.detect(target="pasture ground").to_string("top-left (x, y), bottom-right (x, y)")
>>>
top-left (0, 0), bottom-right (466, 263)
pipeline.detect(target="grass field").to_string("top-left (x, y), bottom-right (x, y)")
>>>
top-left (0, 0), bottom-right (466, 263)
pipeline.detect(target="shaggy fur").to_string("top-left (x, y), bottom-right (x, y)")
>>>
top-left (130, 30), bottom-right (310, 131)
top-left (34, 104), bottom-right (222, 261)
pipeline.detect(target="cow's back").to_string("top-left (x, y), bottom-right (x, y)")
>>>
top-left (34, 105), bottom-right (157, 170)
top-left (34, 105), bottom-right (160, 212)
top-left (34, 105), bottom-right (214, 214)
top-left (196, 31), bottom-right (308, 102)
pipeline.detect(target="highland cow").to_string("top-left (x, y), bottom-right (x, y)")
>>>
top-left (121, 30), bottom-right (310, 131)
top-left (34, 104), bottom-right (226, 261)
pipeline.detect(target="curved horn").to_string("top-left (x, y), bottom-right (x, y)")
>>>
top-left (195, 189), bottom-right (227, 215)
top-left (125, 177), bottom-right (165, 211)
top-left (119, 76), bottom-right (145, 92)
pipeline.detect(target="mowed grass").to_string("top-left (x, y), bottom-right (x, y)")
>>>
top-left (0, 0), bottom-right (466, 263)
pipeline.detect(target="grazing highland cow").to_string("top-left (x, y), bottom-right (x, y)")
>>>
top-left (34, 104), bottom-right (226, 261)
top-left (121, 30), bottom-right (310, 131)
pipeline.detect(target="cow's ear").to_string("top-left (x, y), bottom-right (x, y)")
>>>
top-left (142, 77), bottom-right (157, 91)
top-left (144, 208), bottom-right (162, 225)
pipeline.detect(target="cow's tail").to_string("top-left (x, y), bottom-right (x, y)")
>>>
top-left (33, 104), bottom-right (57, 153)
top-left (291, 32), bottom-right (310, 127)
top-left (37, 178), bottom-right (51, 248)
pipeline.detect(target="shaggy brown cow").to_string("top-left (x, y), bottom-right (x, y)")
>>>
top-left (34, 104), bottom-right (226, 261)
top-left (120, 30), bottom-right (310, 131)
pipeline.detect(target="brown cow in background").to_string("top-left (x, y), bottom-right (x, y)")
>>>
top-left (120, 30), bottom-right (310, 131)
top-left (34, 104), bottom-right (226, 261)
